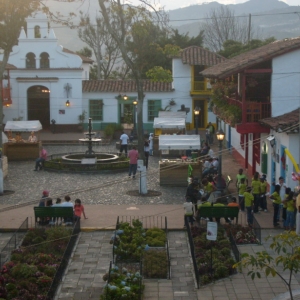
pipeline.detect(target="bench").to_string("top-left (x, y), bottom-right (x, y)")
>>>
top-left (34, 207), bottom-right (74, 226)
top-left (197, 206), bottom-right (239, 224)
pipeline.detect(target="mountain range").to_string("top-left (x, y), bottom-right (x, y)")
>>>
top-left (45, 0), bottom-right (300, 53)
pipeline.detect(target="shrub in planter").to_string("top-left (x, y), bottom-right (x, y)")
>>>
top-left (143, 250), bottom-right (168, 278)
top-left (145, 227), bottom-right (166, 247)
top-left (191, 226), bottom-right (236, 285)
top-left (101, 266), bottom-right (143, 300)
top-left (223, 224), bottom-right (259, 244)
top-left (0, 227), bottom-right (72, 300)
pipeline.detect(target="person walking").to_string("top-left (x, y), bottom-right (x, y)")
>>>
top-left (206, 122), bottom-right (215, 144)
top-left (34, 146), bottom-right (47, 171)
top-left (144, 140), bottom-right (150, 169)
top-left (119, 131), bottom-right (129, 155)
top-left (236, 168), bottom-right (248, 190)
top-left (128, 146), bottom-right (139, 179)
top-left (244, 186), bottom-right (254, 226)
top-left (251, 172), bottom-right (261, 213)
top-left (149, 133), bottom-right (154, 156)
top-left (183, 197), bottom-right (194, 228)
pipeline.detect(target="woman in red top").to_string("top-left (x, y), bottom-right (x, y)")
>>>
top-left (74, 199), bottom-right (87, 221)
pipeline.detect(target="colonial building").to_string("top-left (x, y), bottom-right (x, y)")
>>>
top-left (202, 37), bottom-right (300, 190)
top-left (1, 13), bottom-right (223, 134)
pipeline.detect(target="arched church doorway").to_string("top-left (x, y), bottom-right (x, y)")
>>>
top-left (27, 86), bottom-right (50, 129)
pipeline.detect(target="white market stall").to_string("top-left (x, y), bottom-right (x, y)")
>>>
top-left (159, 135), bottom-right (202, 186)
top-left (153, 117), bottom-right (187, 154)
top-left (3, 120), bottom-right (42, 161)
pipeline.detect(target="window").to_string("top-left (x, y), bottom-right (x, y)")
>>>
top-left (89, 100), bottom-right (103, 121)
top-left (148, 100), bottom-right (161, 121)
top-left (40, 52), bottom-right (50, 68)
top-left (34, 26), bottom-right (41, 38)
top-left (26, 52), bottom-right (36, 68)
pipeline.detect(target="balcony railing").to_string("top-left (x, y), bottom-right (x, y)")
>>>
top-left (192, 81), bottom-right (212, 92)
top-left (225, 97), bottom-right (271, 123)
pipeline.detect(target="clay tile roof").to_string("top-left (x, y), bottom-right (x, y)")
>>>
top-left (201, 37), bottom-right (300, 79)
top-left (0, 62), bottom-right (17, 69)
top-left (181, 46), bottom-right (226, 66)
top-left (259, 108), bottom-right (300, 131)
top-left (82, 80), bottom-right (174, 93)
top-left (63, 48), bottom-right (94, 64)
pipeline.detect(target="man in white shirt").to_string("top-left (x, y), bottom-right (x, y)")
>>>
top-left (61, 195), bottom-right (74, 225)
top-left (120, 131), bottom-right (129, 155)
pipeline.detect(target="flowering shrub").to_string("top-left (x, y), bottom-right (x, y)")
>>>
top-left (223, 224), bottom-right (259, 244)
top-left (0, 227), bottom-right (72, 299)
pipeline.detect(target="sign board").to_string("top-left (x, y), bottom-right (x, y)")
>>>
top-left (137, 159), bottom-right (144, 171)
top-left (81, 158), bottom-right (97, 164)
top-left (206, 222), bottom-right (217, 241)
top-left (161, 149), bottom-right (169, 155)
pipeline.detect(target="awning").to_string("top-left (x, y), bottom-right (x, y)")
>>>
top-left (4, 120), bottom-right (43, 132)
top-left (153, 117), bottom-right (186, 129)
top-left (159, 135), bottom-right (201, 150)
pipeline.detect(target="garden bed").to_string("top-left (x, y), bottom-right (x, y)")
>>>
top-left (223, 224), bottom-right (260, 245)
top-left (0, 223), bottom-right (80, 299)
top-left (189, 226), bottom-right (237, 286)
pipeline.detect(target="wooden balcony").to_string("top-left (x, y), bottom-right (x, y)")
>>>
top-left (218, 96), bottom-right (271, 133)
top-left (191, 81), bottom-right (212, 94)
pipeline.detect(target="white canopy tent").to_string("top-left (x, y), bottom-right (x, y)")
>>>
top-left (4, 121), bottom-right (42, 132)
top-left (153, 117), bottom-right (186, 129)
top-left (158, 111), bottom-right (186, 118)
top-left (159, 135), bottom-right (201, 150)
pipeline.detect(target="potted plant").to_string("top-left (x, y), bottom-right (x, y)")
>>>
top-left (122, 109), bottom-right (134, 130)
top-left (78, 110), bottom-right (86, 132)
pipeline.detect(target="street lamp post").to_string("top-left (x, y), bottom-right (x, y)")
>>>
top-left (133, 99), bottom-right (138, 136)
top-left (194, 107), bottom-right (200, 135)
top-left (216, 129), bottom-right (225, 191)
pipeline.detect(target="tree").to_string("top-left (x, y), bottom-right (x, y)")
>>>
top-left (234, 231), bottom-right (300, 300)
top-left (218, 38), bottom-right (276, 58)
top-left (202, 6), bottom-right (254, 52)
top-left (97, 0), bottom-right (167, 157)
top-left (78, 13), bottom-right (124, 79)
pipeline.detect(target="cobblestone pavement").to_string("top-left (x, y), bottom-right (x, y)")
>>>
top-left (1, 144), bottom-right (186, 206)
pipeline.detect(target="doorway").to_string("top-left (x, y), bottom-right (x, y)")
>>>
top-left (27, 86), bottom-right (50, 129)
top-left (193, 99), bottom-right (206, 129)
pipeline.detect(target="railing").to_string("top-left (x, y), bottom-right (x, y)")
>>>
top-left (0, 217), bottom-right (28, 268)
top-left (228, 230), bottom-right (240, 263)
top-left (252, 216), bottom-right (261, 244)
top-left (185, 217), bottom-right (200, 288)
top-left (225, 96), bottom-right (271, 122)
top-left (116, 215), bottom-right (167, 229)
top-left (47, 219), bottom-right (81, 299)
top-left (192, 81), bottom-right (212, 92)
top-left (113, 216), bottom-right (170, 279)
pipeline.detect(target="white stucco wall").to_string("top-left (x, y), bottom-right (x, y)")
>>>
top-left (272, 49), bottom-right (300, 117)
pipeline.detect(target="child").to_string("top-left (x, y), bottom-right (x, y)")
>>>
top-left (270, 184), bottom-right (281, 227)
top-left (284, 191), bottom-right (295, 230)
top-left (74, 199), bottom-right (87, 221)
top-left (183, 197), bottom-right (194, 228)
top-left (238, 178), bottom-right (247, 212)
top-left (244, 187), bottom-right (254, 226)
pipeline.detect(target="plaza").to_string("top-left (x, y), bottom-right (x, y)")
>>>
top-left (0, 131), bottom-right (299, 300)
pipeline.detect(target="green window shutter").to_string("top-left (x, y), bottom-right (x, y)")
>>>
top-left (89, 99), bottom-right (103, 121)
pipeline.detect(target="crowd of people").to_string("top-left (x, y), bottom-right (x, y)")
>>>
top-left (38, 191), bottom-right (88, 226)
top-left (184, 166), bottom-right (300, 232)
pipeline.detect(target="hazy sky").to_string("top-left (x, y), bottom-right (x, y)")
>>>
top-left (154, 0), bottom-right (299, 10)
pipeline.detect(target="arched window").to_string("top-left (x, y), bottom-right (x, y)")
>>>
top-left (40, 52), bottom-right (50, 69)
top-left (26, 53), bottom-right (36, 68)
top-left (34, 26), bottom-right (41, 38)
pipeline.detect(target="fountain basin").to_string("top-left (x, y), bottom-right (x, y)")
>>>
top-left (44, 152), bottom-right (129, 173)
